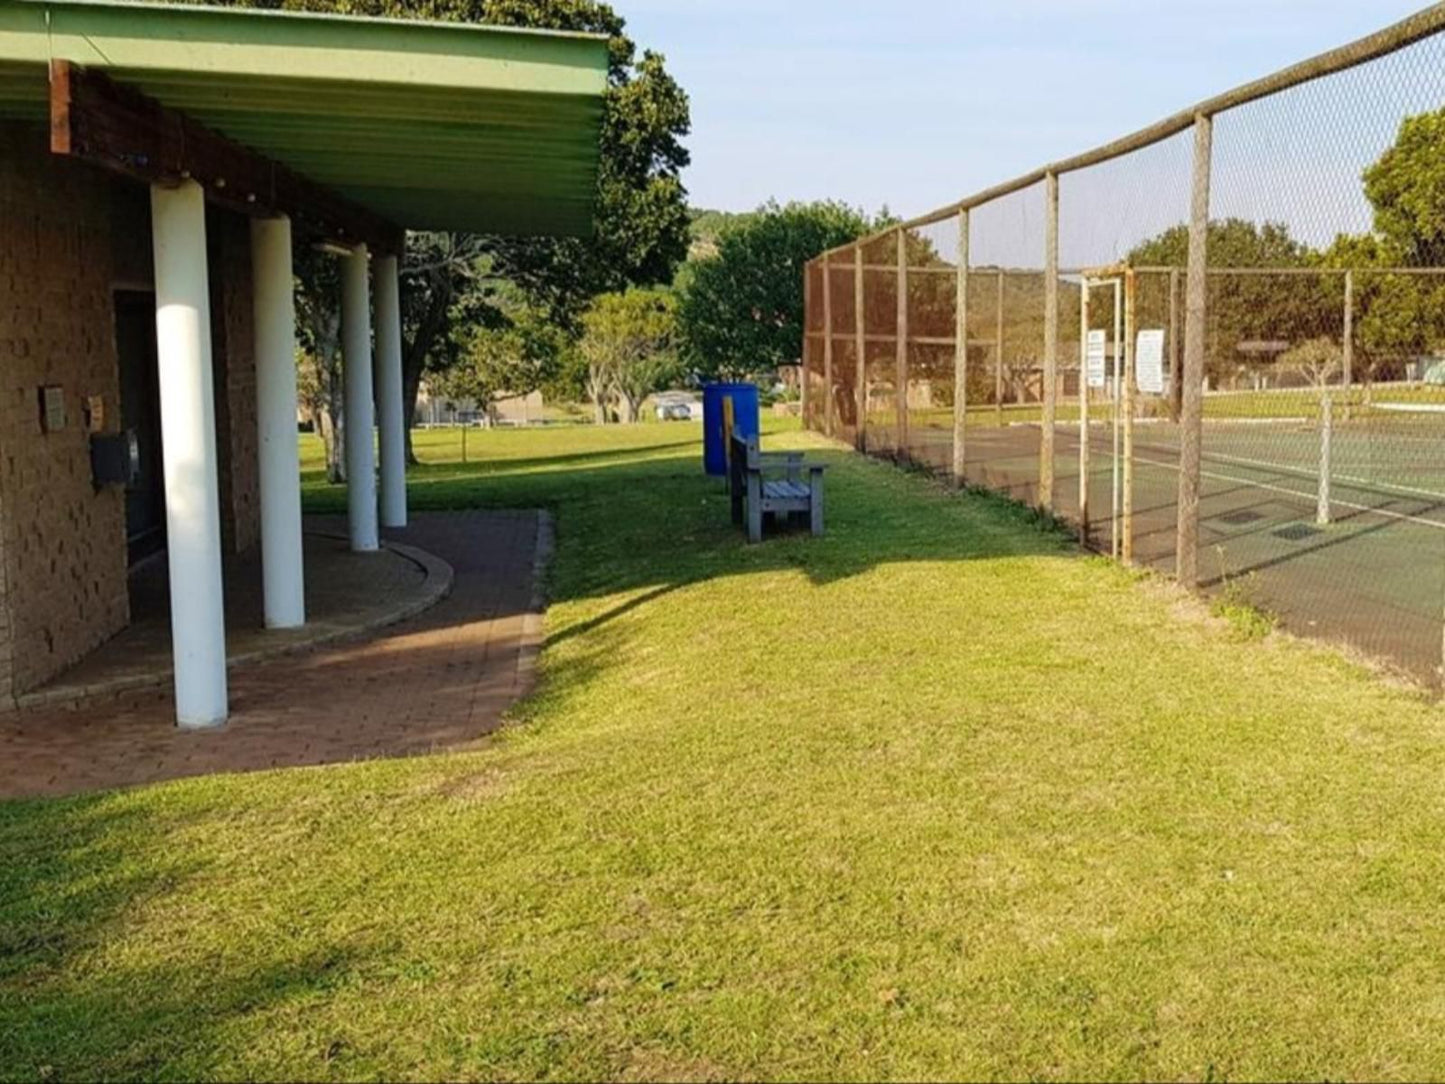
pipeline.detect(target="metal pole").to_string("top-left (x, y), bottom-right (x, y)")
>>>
top-left (801, 261), bottom-right (812, 430)
top-left (822, 254), bottom-right (835, 437)
top-left (1177, 113), bottom-right (1212, 588)
top-left (1122, 268), bottom-right (1136, 564)
top-left (1042, 171), bottom-right (1059, 511)
top-left (1168, 267), bottom-right (1182, 422)
top-left (953, 209), bottom-right (969, 487)
top-left (995, 269), bottom-right (1005, 425)
top-left (896, 228), bottom-right (909, 460)
top-left (1111, 278), bottom-right (1122, 560)
top-left (855, 243), bottom-right (867, 452)
top-left (1343, 268), bottom-right (1354, 389)
top-left (1079, 278), bottom-right (1090, 544)
top-left (1317, 392), bottom-right (1333, 526)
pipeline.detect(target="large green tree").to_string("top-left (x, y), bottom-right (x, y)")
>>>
top-left (678, 200), bottom-right (880, 382)
top-left (1128, 217), bottom-right (1328, 386)
top-left (1316, 107), bottom-right (1445, 381)
top-left (206, 0), bottom-right (690, 457)
top-left (577, 287), bottom-right (678, 423)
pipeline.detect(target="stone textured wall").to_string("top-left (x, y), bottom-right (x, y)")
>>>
top-left (0, 123), bottom-right (129, 700)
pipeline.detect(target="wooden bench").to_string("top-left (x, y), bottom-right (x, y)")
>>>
top-left (728, 431), bottom-right (825, 543)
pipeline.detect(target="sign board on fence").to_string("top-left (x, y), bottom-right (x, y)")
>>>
top-left (1086, 329), bottom-right (1107, 389)
top-left (1136, 329), bottom-right (1166, 394)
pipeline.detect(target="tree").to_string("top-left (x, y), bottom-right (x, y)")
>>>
top-left (208, 0), bottom-right (691, 457)
top-left (1128, 218), bottom-right (1329, 387)
top-left (678, 200), bottom-right (879, 382)
top-left (1363, 107), bottom-right (1445, 266)
top-left (579, 287), bottom-right (678, 423)
top-left (1279, 337), bottom-right (1341, 389)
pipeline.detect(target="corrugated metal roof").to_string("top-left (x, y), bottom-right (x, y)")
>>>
top-left (0, 0), bottom-right (609, 235)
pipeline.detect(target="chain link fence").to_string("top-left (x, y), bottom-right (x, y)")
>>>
top-left (802, 5), bottom-right (1445, 688)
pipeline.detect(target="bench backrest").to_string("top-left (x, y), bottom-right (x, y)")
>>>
top-left (728, 431), bottom-right (761, 474)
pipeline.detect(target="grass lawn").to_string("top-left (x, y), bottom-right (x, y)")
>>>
top-left (7, 419), bottom-right (1445, 1080)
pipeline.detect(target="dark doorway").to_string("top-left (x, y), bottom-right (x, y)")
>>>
top-left (114, 291), bottom-right (166, 565)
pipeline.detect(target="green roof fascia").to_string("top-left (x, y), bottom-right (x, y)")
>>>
top-left (0, 0), bottom-right (609, 98)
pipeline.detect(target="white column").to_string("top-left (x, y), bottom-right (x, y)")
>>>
top-left (341, 243), bottom-right (379, 552)
top-left (251, 215), bottom-right (305, 629)
top-left (375, 252), bottom-right (407, 528)
top-left (151, 180), bottom-right (228, 728)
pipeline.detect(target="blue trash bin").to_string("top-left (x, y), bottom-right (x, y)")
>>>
top-left (702, 382), bottom-right (760, 476)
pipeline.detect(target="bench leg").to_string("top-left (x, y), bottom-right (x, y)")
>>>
top-left (747, 474), bottom-right (763, 543)
top-left (810, 473), bottom-right (825, 536)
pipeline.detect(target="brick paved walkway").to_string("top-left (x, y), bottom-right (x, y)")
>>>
top-left (0, 510), bottom-right (545, 799)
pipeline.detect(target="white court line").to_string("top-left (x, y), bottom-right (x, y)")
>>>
top-left (1131, 452), bottom-right (1445, 532)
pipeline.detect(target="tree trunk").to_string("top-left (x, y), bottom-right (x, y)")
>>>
top-left (620, 393), bottom-right (641, 423)
top-left (401, 286), bottom-right (454, 466)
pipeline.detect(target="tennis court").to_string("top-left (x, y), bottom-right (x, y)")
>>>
top-left (900, 402), bottom-right (1445, 685)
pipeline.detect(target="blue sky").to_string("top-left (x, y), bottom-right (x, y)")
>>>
top-left (620, 0), bottom-right (1430, 226)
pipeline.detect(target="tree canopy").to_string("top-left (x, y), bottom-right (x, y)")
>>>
top-left (677, 200), bottom-right (881, 382)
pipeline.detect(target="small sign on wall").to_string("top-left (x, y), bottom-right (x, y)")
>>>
top-left (38, 386), bottom-right (66, 433)
top-left (86, 395), bottom-right (105, 433)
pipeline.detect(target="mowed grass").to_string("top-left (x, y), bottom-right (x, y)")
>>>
top-left (7, 420), bottom-right (1445, 1080)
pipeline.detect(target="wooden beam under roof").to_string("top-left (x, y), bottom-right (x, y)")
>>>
top-left (49, 60), bottom-right (404, 255)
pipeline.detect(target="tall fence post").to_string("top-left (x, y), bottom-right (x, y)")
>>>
top-left (1078, 277), bottom-right (1090, 544)
top-left (896, 228), bottom-right (909, 460)
top-left (1343, 268), bottom-right (1354, 388)
top-left (1041, 171), bottom-right (1059, 512)
top-left (855, 243), bottom-right (866, 452)
top-left (1122, 267), bottom-right (1136, 564)
top-left (953, 209), bottom-right (969, 486)
top-left (995, 269), bottom-right (1005, 425)
top-left (822, 253), bottom-right (835, 437)
top-left (1177, 113), bottom-right (1212, 588)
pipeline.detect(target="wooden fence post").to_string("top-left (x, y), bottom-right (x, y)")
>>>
top-left (896, 228), bottom-right (909, 460)
top-left (1122, 267), bottom-right (1136, 564)
top-left (1041, 171), bottom-right (1059, 512)
top-left (1343, 268), bottom-right (1354, 388)
top-left (855, 243), bottom-right (866, 452)
top-left (1177, 113), bottom-right (1212, 588)
top-left (995, 269), bottom-right (1006, 426)
top-left (822, 253), bottom-right (835, 437)
top-left (1079, 278), bottom-right (1090, 544)
top-left (953, 209), bottom-right (969, 486)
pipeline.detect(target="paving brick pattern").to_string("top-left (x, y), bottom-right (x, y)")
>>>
top-left (0, 510), bottom-right (543, 799)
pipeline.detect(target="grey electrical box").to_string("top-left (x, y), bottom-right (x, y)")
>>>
top-left (90, 429), bottom-right (140, 489)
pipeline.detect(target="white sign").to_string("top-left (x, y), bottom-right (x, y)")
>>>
top-left (1085, 329), bottom-right (1107, 389)
top-left (1136, 329), bottom-right (1166, 395)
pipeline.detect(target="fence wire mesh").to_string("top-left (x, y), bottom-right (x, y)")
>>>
top-left (802, 5), bottom-right (1445, 689)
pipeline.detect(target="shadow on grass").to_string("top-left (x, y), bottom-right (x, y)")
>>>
top-left (0, 795), bottom-right (393, 1079)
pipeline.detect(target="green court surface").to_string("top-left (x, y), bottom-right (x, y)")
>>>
top-left (890, 410), bottom-right (1445, 685)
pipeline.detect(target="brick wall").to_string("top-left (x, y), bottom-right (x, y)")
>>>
top-left (0, 122), bottom-right (262, 702)
top-left (0, 123), bottom-right (129, 699)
